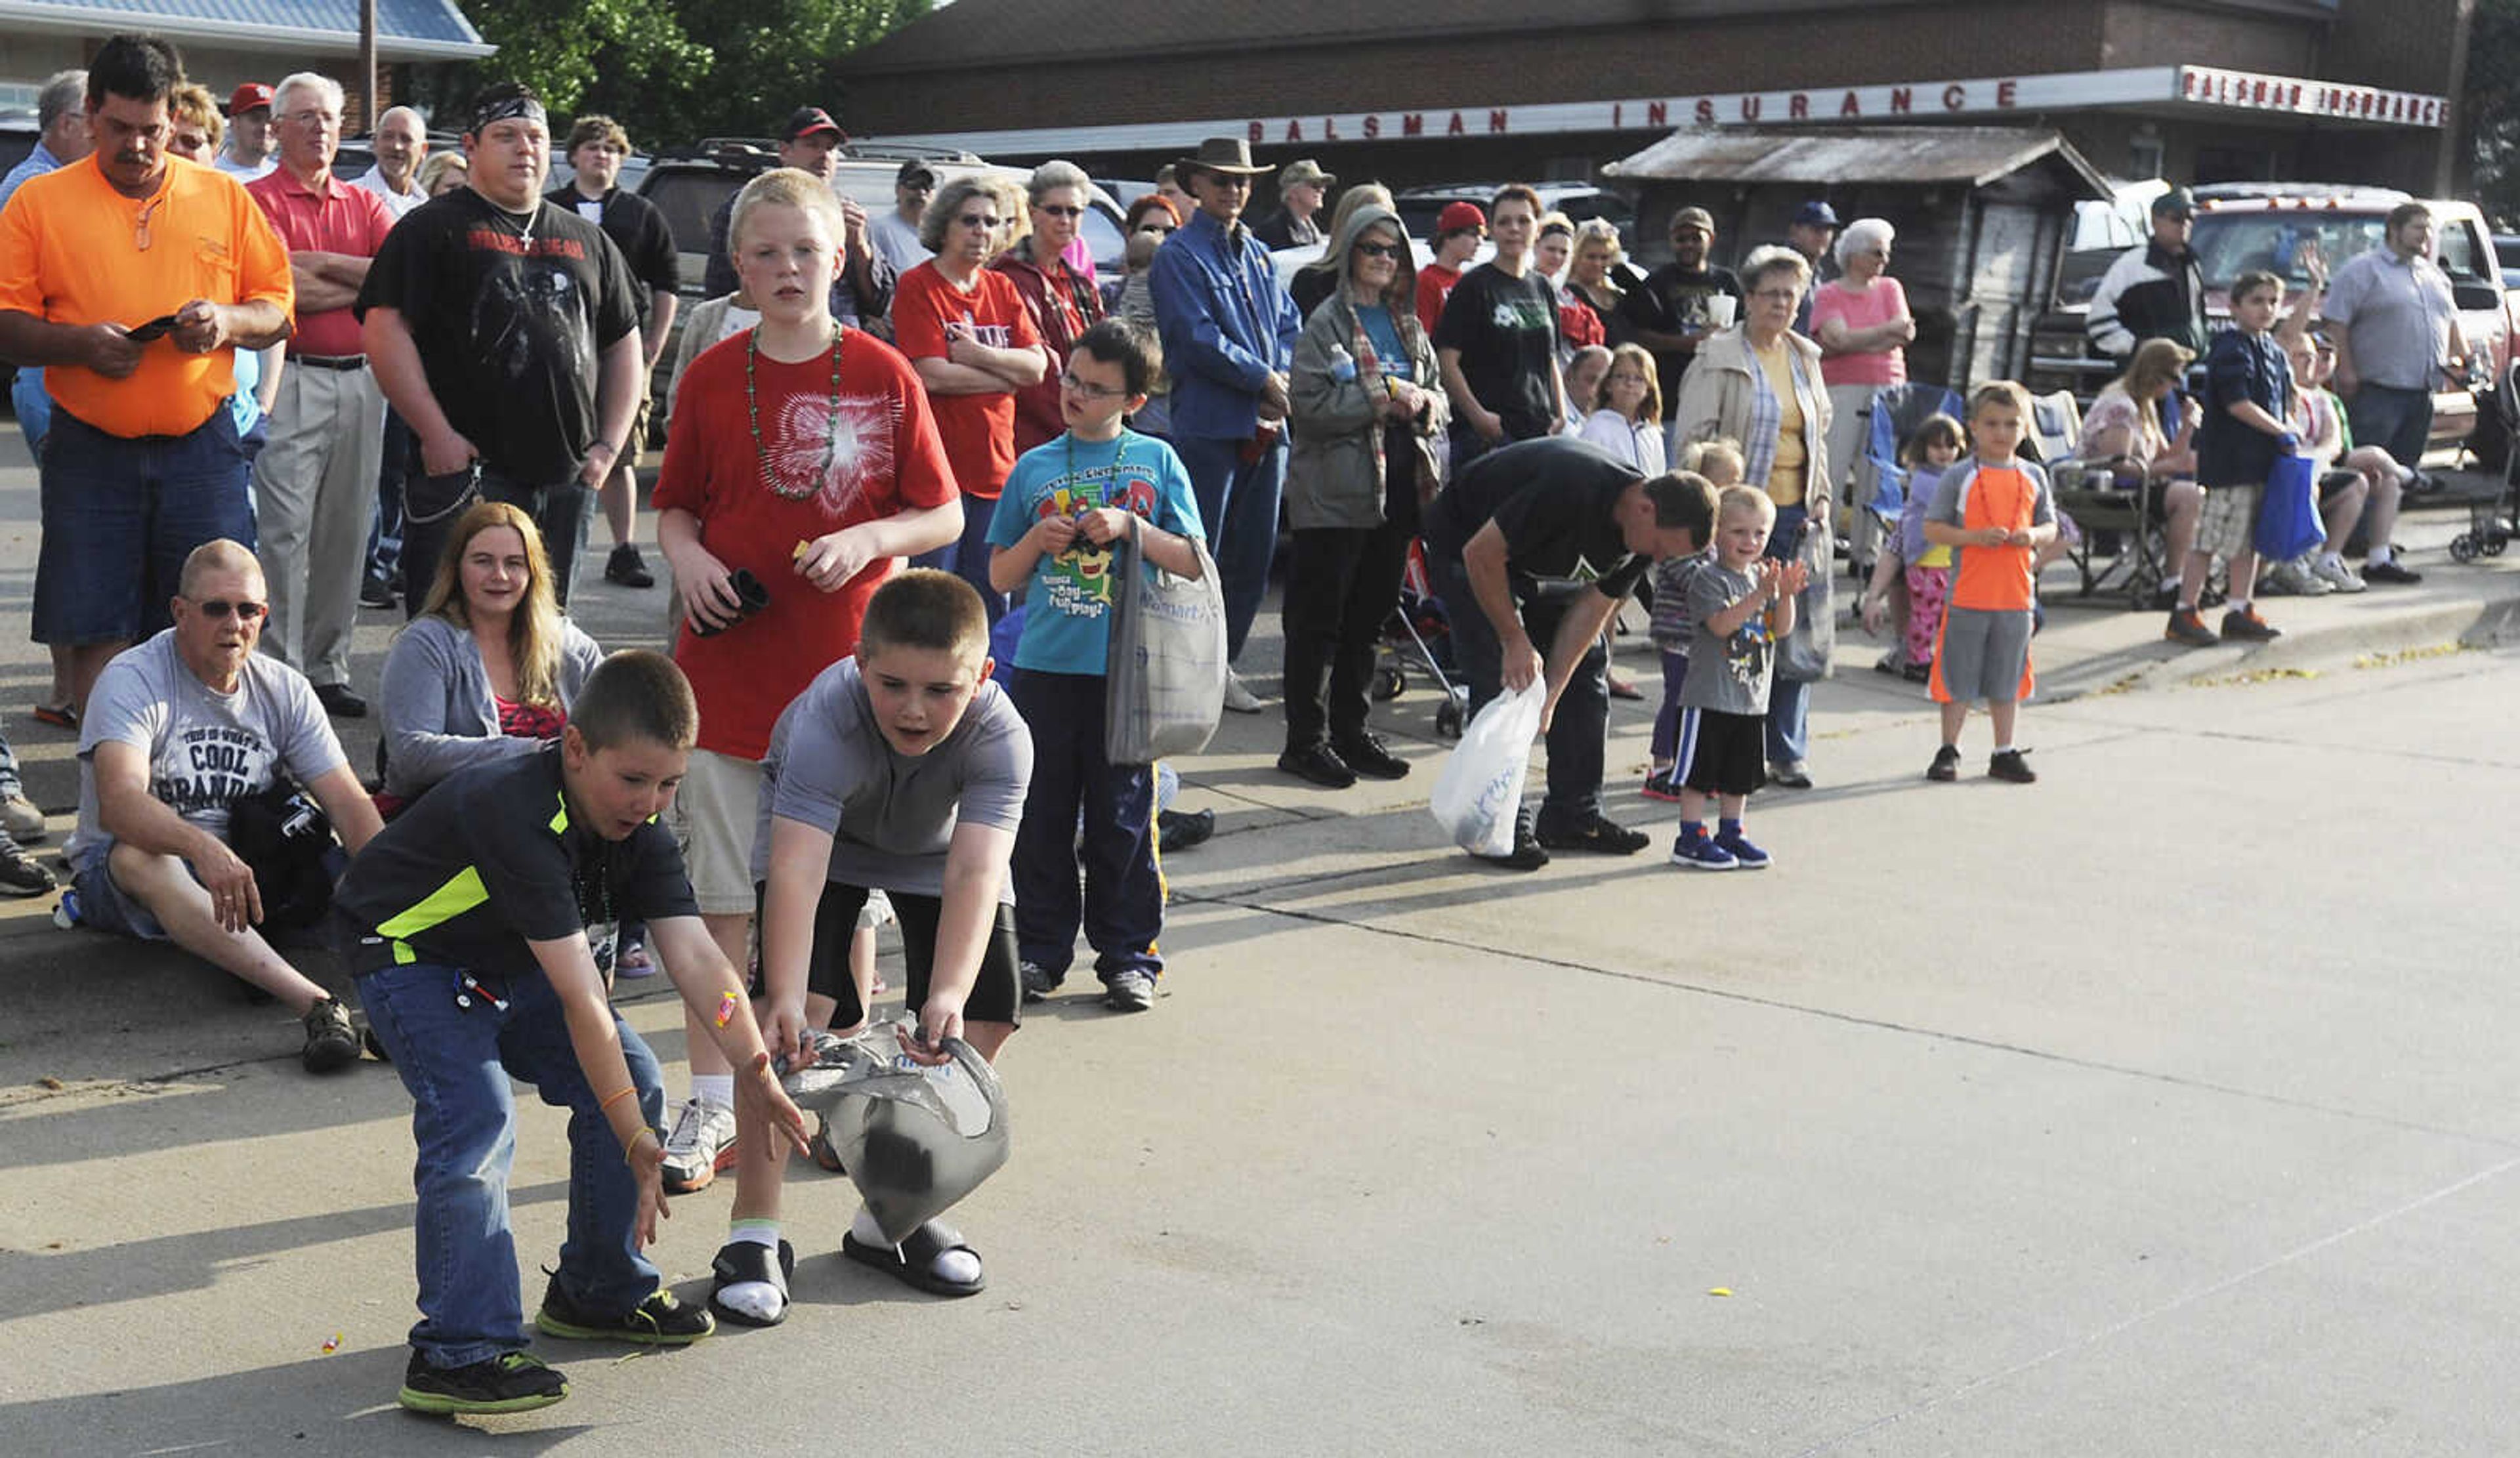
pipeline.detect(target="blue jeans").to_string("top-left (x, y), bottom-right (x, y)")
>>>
top-left (1009, 670), bottom-right (1162, 982)
top-left (11, 366), bottom-right (51, 455)
top-left (400, 463), bottom-right (591, 617)
top-left (367, 409), bottom-right (411, 582)
top-left (2343, 384), bottom-right (2432, 472)
top-left (944, 491), bottom-right (1009, 625)
top-left (356, 958), bottom-right (665, 1368)
top-left (35, 406), bottom-right (253, 645)
top-left (1171, 432), bottom-right (1287, 662)
top-left (1763, 505), bottom-right (1811, 768)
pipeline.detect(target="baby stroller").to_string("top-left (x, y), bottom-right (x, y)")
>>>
top-left (2449, 360), bottom-right (2520, 563)
top-left (1848, 383), bottom-right (1965, 583)
top-left (1374, 539), bottom-right (1467, 738)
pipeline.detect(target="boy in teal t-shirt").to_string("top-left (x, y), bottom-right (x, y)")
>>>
top-left (985, 320), bottom-right (1205, 1012)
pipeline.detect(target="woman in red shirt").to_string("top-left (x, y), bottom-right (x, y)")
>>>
top-left (891, 175), bottom-right (1051, 621)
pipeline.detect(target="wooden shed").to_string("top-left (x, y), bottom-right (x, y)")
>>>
top-left (1601, 126), bottom-right (2113, 392)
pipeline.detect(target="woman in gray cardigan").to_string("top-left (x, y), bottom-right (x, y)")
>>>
top-left (378, 500), bottom-right (604, 809)
top-left (1278, 203), bottom-right (1448, 789)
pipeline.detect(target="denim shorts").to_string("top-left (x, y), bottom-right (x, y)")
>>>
top-left (69, 845), bottom-right (173, 942)
top-left (35, 406), bottom-right (254, 645)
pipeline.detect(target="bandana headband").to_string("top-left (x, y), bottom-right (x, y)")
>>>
top-left (472, 94), bottom-right (546, 133)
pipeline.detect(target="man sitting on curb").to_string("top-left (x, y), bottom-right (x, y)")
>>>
top-left (62, 539), bottom-right (384, 1072)
top-left (1421, 436), bottom-right (1715, 869)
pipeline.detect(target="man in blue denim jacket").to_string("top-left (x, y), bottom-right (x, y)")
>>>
top-left (1149, 138), bottom-right (1304, 712)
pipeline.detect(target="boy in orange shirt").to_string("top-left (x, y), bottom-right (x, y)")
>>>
top-left (1922, 382), bottom-right (2055, 784)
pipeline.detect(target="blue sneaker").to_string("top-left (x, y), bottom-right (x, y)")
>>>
top-left (1668, 835), bottom-right (1736, 871)
top-left (1713, 831), bottom-right (1771, 870)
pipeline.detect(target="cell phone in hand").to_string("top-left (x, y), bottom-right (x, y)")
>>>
top-left (126, 314), bottom-right (181, 343)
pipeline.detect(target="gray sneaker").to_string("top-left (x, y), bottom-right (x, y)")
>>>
top-left (2263, 559), bottom-right (2331, 596)
top-left (1104, 969), bottom-right (1156, 1012)
top-left (1019, 961), bottom-right (1062, 1003)
top-left (659, 1098), bottom-right (739, 1192)
top-left (300, 997), bottom-right (360, 1074)
top-left (1, 793), bottom-right (44, 843)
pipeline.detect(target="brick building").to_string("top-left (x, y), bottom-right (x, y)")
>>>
top-left (835, 0), bottom-right (2468, 207)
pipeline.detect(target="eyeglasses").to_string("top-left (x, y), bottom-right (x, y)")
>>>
top-left (1036, 203), bottom-right (1084, 219)
top-left (192, 598), bottom-right (269, 620)
top-left (955, 214), bottom-right (999, 230)
top-left (1353, 241), bottom-right (1403, 259)
top-left (282, 110), bottom-right (341, 129)
top-left (1749, 287), bottom-right (1799, 302)
top-left (1059, 370), bottom-right (1129, 400)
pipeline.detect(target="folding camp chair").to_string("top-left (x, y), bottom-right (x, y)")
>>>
top-left (1847, 383), bottom-right (1963, 581)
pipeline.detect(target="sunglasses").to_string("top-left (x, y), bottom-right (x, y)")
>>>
top-left (1036, 203), bottom-right (1084, 219)
top-left (1353, 241), bottom-right (1403, 259)
top-left (955, 214), bottom-right (1000, 230)
top-left (1137, 222), bottom-right (1175, 235)
top-left (193, 597), bottom-right (269, 620)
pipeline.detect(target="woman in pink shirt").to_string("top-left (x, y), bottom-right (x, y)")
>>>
top-left (1811, 217), bottom-right (1916, 508)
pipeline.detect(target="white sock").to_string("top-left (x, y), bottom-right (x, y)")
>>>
top-left (2319, 552), bottom-right (2343, 571)
top-left (2231, 598), bottom-right (2251, 614)
top-left (692, 1073), bottom-right (734, 1111)
top-left (1994, 743), bottom-right (2016, 755)
top-left (715, 1219), bottom-right (786, 1322)
top-left (2368, 543), bottom-right (2395, 566)
top-left (854, 1205), bottom-right (982, 1287)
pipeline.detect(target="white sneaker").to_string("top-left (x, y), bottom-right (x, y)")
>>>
top-left (2311, 556), bottom-right (2366, 593)
top-left (1221, 673), bottom-right (1264, 714)
top-left (659, 1098), bottom-right (739, 1193)
top-left (0, 793), bottom-right (43, 843)
top-left (2265, 560), bottom-right (2331, 596)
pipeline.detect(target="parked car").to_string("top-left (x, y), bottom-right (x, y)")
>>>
top-left (2028, 185), bottom-right (2515, 467)
top-left (2495, 232), bottom-right (2520, 293)
top-left (635, 142), bottom-right (1125, 442)
top-left (1393, 181), bottom-right (1638, 255)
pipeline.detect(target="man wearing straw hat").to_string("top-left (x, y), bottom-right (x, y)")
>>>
top-left (1148, 137), bottom-right (1305, 713)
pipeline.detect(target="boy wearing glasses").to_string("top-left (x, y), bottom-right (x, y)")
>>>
top-left (63, 540), bottom-right (385, 1072)
top-left (986, 320), bottom-right (1205, 1013)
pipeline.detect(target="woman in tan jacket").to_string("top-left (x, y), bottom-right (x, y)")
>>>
top-left (1671, 245), bottom-right (1832, 787)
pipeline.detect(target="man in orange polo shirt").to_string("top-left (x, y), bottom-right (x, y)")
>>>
top-left (246, 71), bottom-right (394, 719)
top-left (0, 33), bottom-right (294, 717)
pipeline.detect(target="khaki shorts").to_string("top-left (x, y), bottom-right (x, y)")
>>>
top-left (665, 747), bottom-right (761, 915)
top-left (2196, 483), bottom-right (2261, 561)
top-left (625, 390), bottom-right (653, 471)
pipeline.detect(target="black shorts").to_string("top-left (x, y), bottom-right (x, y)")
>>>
top-left (749, 881), bottom-right (1024, 1029)
top-left (1675, 707), bottom-right (1766, 797)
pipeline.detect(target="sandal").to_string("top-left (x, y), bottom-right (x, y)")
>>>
top-left (707, 1237), bottom-right (796, 1327)
top-left (31, 703), bottom-right (77, 730)
top-left (841, 1219), bottom-right (985, 1299)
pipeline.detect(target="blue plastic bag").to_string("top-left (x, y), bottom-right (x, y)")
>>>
top-left (2254, 453), bottom-right (2324, 562)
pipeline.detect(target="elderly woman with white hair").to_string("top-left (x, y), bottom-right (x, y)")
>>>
top-left (994, 159), bottom-right (1107, 455)
top-left (1809, 217), bottom-right (1916, 509)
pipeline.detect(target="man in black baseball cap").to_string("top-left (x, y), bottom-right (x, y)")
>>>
top-left (870, 156), bottom-right (936, 274)
top-left (702, 105), bottom-right (892, 325)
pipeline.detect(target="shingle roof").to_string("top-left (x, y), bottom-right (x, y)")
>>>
top-left (1605, 125), bottom-right (2112, 197)
top-left (0, 0), bottom-right (494, 58)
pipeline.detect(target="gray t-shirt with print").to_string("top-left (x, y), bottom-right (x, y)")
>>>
top-left (66, 631), bottom-right (347, 869)
top-left (751, 656), bottom-right (1034, 901)
top-left (1676, 560), bottom-right (1775, 717)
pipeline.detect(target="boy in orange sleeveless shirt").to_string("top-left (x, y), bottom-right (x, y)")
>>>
top-left (1922, 382), bottom-right (2055, 784)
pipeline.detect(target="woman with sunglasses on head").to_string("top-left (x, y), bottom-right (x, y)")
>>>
top-left (894, 175), bottom-right (1051, 620)
top-left (1112, 196), bottom-right (1182, 436)
top-left (1277, 203), bottom-right (1447, 789)
top-left (993, 161), bottom-right (1106, 458)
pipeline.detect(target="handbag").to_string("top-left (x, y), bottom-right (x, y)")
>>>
top-left (1777, 515), bottom-right (1837, 683)
top-left (1103, 516), bottom-right (1228, 764)
top-left (2253, 452), bottom-right (2324, 562)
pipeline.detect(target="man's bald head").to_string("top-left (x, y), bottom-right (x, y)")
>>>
top-left (371, 105), bottom-right (427, 187)
top-left (179, 539), bottom-right (265, 599)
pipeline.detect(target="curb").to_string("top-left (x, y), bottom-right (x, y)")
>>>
top-left (2041, 585), bottom-right (2520, 701)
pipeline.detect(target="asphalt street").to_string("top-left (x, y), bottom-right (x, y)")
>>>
top-left (1, 424), bottom-right (2518, 1454)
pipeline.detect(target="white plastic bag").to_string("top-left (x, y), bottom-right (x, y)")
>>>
top-left (1428, 680), bottom-right (1545, 856)
top-left (1104, 518), bottom-right (1228, 764)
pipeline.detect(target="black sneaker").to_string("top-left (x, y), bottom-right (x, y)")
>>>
top-left (301, 998), bottom-right (360, 1074)
top-left (398, 1349), bottom-right (568, 1415)
top-left (360, 574), bottom-right (398, 609)
top-left (1156, 808), bottom-right (1214, 854)
top-left (2219, 606), bottom-right (2280, 642)
top-left (0, 836), bottom-right (56, 898)
top-left (2145, 581), bottom-right (2183, 612)
top-left (534, 1281), bottom-right (713, 1346)
top-left (1988, 749), bottom-right (2038, 784)
top-left (2164, 608), bottom-right (2217, 647)
top-left (2362, 556), bottom-right (2424, 585)
top-left (1534, 813), bottom-right (1650, 855)
top-left (1331, 732), bottom-right (1410, 780)
top-left (1477, 827), bottom-right (1550, 871)
top-left (604, 543), bottom-right (656, 589)
top-left (1926, 745), bottom-right (1960, 782)
top-left (1276, 742), bottom-right (1356, 789)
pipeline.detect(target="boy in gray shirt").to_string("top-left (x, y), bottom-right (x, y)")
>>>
top-left (707, 570), bottom-right (1032, 1327)
top-left (1670, 486), bottom-right (1804, 871)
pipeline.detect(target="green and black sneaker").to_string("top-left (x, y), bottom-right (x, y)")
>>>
top-left (397, 1350), bottom-right (568, 1415)
top-left (533, 1281), bottom-right (714, 1346)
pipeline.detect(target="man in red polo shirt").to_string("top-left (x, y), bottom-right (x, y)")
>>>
top-left (245, 72), bottom-right (393, 718)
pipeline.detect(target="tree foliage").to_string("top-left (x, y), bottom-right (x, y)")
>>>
top-left (410, 0), bottom-right (929, 148)
top-left (2469, 0), bottom-right (2520, 226)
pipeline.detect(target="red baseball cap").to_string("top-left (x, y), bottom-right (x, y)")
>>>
top-left (227, 83), bottom-right (273, 117)
top-left (1437, 201), bottom-right (1486, 236)
top-left (781, 106), bottom-right (845, 143)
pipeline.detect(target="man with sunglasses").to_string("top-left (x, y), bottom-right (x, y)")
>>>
top-left (63, 539), bottom-right (385, 1073)
top-left (0, 33), bottom-right (295, 723)
top-left (1148, 136), bottom-right (1304, 713)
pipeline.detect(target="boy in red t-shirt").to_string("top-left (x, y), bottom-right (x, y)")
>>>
top-left (650, 167), bottom-right (961, 1194)
top-left (1922, 381), bottom-right (2055, 785)
top-left (891, 176), bottom-right (1051, 621)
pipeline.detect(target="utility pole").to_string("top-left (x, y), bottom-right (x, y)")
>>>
top-left (359, 0), bottom-right (379, 133)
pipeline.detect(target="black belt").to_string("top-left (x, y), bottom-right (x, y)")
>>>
top-left (291, 354), bottom-right (366, 370)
